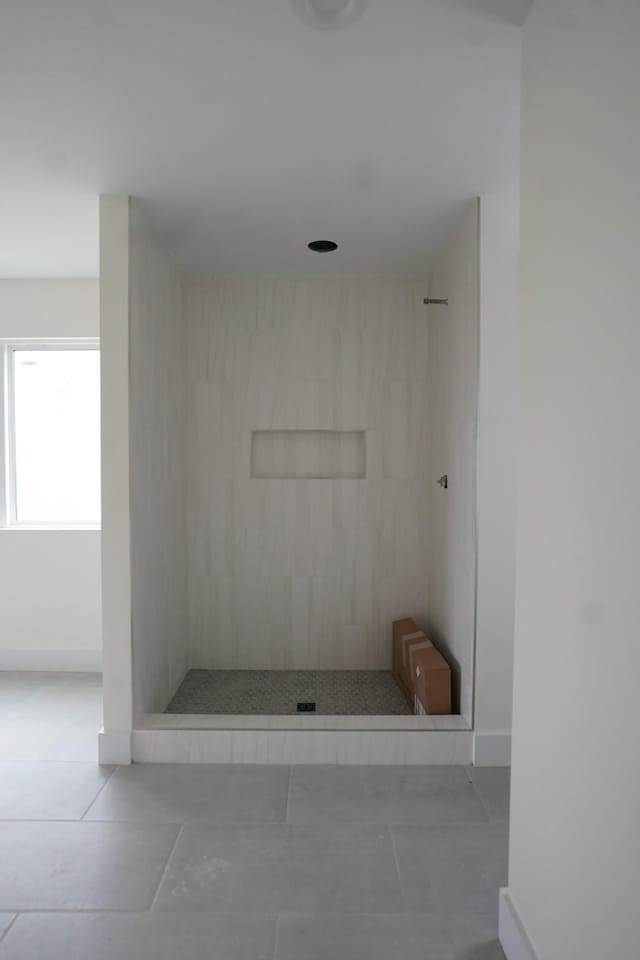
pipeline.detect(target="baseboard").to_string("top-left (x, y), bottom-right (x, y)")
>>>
top-left (98, 729), bottom-right (132, 765)
top-left (0, 648), bottom-right (102, 672)
top-left (473, 732), bottom-right (511, 766)
top-left (499, 889), bottom-right (539, 960)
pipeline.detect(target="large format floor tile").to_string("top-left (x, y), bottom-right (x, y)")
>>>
top-left (39, 723), bottom-right (100, 762)
top-left (0, 912), bottom-right (276, 960)
top-left (0, 676), bottom-right (40, 717)
top-left (0, 673), bottom-right (102, 762)
top-left (153, 823), bottom-right (405, 913)
top-left (0, 673), bottom-right (510, 960)
top-left (275, 913), bottom-right (454, 960)
top-left (444, 913), bottom-right (506, 960)
top-left (287, 765), bottom-right (487, 824)
top-left (2, 680), bottom-right (102, 731)
top-left (0, 716), bottom-right (75, 762)
top-left (0, 762), bottom-right (111, 820)
top-left (392, 822), bottom-right (509, 915)
top-left (468, 768), bottom-right (511, 823)
top-left (86, 763), bottom-right (290, 823)
top-left (0, 821), bottom-right (178, 911)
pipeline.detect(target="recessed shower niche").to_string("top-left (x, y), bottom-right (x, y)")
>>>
top-left (250, 430), bottom-right (366, 480)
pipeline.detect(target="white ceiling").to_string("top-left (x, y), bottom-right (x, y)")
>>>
top-left (0, 0), bottom-right (526, 279)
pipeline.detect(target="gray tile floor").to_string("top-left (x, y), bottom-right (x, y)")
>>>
top-left (0, 671), bottom-right (102, 762)
top-left (166, 669), bottom-right (413, 715)
top-left (0, 672), bottom-right (509, 959)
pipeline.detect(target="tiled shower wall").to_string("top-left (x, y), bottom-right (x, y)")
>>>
top-left (129, 203), bottom-right (189, 713)
top-left (426, 201), bottom-right (480, 723)
top-left (184, 277), bottom-right (430, 670)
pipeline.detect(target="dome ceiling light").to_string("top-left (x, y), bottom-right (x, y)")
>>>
top-left (291, 0), bottom-right (368, 30)
top-left (308, 0), bottom-right (352, 15)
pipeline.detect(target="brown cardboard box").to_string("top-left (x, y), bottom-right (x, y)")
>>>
top-left (392, 618), bottom-right (426, 701)
top-left (392, 618), bottom-right (415, 682)
top-left (411, 643), bottom-right (452, 715)
top-left (407, 636), bottom-right (434, 680)
top-left (406, 636), bottom-right (432, 702)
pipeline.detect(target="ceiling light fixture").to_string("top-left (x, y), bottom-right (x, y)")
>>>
top-left (307, 0), bottom-right (352, 16)
top-left (291, 0), bottom-right (368, 31)
top-left (308, 240), bottom-right (338, 252)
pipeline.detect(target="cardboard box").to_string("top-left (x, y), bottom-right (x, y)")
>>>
top-left (392, 618), bottom-right (415, 682)
top-left (392, 618), bottom-right (426, 701)
top-left (407, 636), bottom-right (434, 680)
top-left (411, 643), bottom-right (452, 715)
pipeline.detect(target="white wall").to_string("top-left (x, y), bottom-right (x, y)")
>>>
top-left (129, 202), bottom-right (188, 714)
top-left (474, 193), bottom-right (519, 765)
top-left (0, 280), bottom-right (101, 669)
top-left (185, 277), bottom-right (430, 671)
top-left (0, 280), bottom-right (99, 339)
top-left (426, 202), bottom-right (480, 725)
top-left (502, 2), bottom-right (640, 958)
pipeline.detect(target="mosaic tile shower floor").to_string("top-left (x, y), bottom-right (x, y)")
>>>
top-left (165, 670), bottom-right (412, 716)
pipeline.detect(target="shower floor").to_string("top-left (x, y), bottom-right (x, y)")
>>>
top-left (165, 669), bottom-right (412, 716)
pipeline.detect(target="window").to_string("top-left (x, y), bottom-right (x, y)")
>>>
top-left (0, 342), bottom-right (101, 527)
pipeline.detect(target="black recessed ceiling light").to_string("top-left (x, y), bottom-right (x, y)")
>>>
top-left (308, 240), bottom-right (338, 252)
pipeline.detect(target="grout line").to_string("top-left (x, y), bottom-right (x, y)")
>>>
top-left (0, 907), bottom-right (465, 916)
top-left (148, 823), bottom-right (185, 912)
top-left (0, 815), bottom-right (489, 826)
top-left (0, 913), bottom-right (19, 945)
top-left (0, 815), bottom-right (187, 826)
top-left (79, 765), bottom-right (119, 821)
top-left (0, 908), bottom-right (194, 916)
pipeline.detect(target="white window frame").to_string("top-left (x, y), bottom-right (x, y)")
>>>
top-left (0, 338), bottom-right (101, 530)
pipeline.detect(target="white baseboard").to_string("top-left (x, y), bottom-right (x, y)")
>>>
top-left (98, 729), bottom-right (132, 765)
top-left (499, 889), bottom-right (539, 960)
top-left (0, 648), bottom-right (102, 672)
top-left (473, 732), bottom-right (511, 766)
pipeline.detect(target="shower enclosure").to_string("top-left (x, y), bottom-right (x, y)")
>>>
top-left (99, 195), bottom-right (483, 764)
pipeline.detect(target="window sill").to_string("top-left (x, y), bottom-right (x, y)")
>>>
top-left (0, 524), bottom-right (101, 532)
